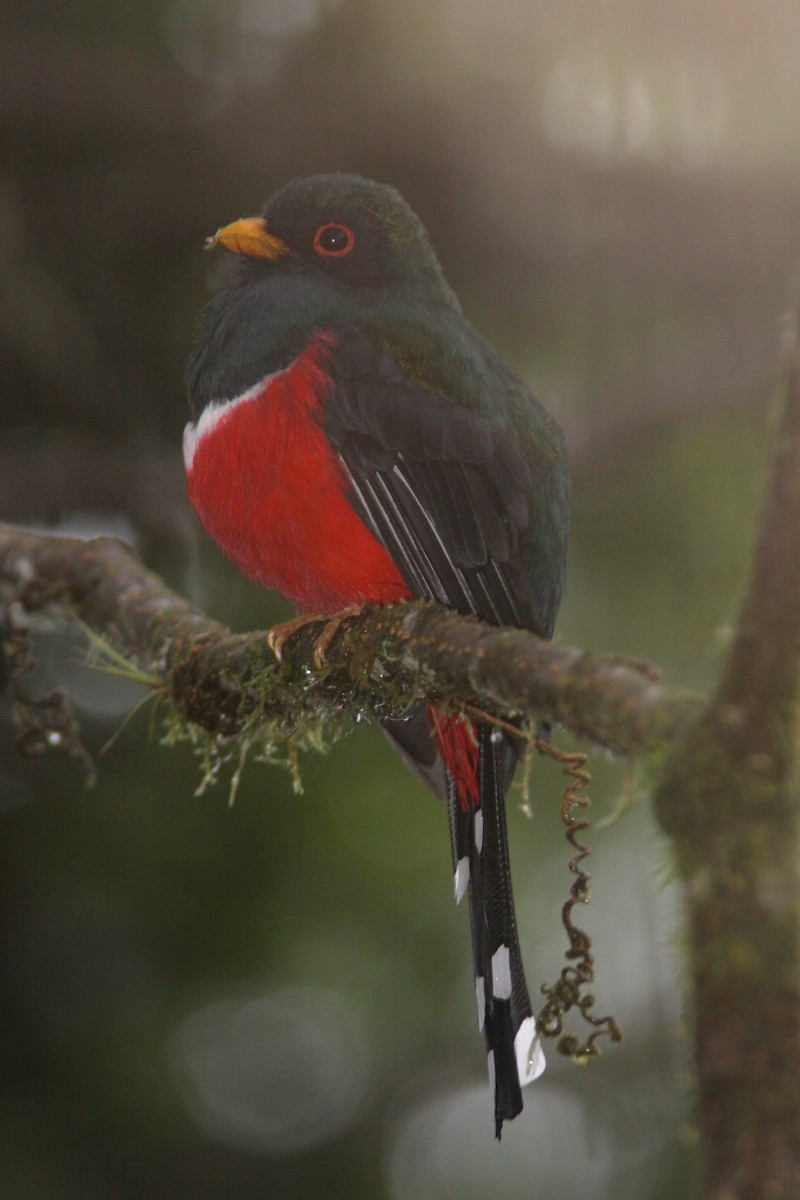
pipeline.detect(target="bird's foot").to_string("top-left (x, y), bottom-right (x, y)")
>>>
top-left (266, 603), bottom-right (366, 668)
top-left (266, 613), bottom-right (325, 663)
top-left (309, 603), bottom-right (365, 667)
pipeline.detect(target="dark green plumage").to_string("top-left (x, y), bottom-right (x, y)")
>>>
top-left (186, 173), bottom-right (569, 633)
top-left (185, 173), bottom-right (571, 1136)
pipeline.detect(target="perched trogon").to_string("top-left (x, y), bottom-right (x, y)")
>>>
top-left (184, 174), bottom-right (570, 1137)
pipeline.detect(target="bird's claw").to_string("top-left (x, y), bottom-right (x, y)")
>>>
top-left (310, 603), bottom-right (365, 667)
top-left (266, 613), bottom-right (323, 662)
top-left (266, 604), bottom-right (366, 667)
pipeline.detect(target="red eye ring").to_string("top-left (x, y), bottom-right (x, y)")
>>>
top-left (313, 222), bottom-right (356, 257)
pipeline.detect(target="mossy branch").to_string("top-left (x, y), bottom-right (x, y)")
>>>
top-left (654, 306), bottom-right (800, 1200)
top-left (0, 523), bottom-right (700, 761)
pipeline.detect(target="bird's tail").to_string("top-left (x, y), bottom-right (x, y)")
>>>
top-left (434, 714), bottom-right (545, 1137)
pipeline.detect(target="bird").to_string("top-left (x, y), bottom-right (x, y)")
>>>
top-left (183, 173), bottom-right (570, 1137)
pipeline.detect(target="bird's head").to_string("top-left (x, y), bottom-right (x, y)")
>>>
top-left (204, 173), bottom-right (459, 308)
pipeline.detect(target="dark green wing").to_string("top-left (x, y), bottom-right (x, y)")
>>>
top-left (323, 328), bottom-right (546, 636)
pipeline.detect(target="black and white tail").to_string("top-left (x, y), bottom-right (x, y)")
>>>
top-left (448, 724), bottom-right (544, 1137)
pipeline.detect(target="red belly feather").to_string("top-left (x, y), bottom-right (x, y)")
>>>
top-left (186, 333), bottom-right (477, 805)
top-left (185, 335), bottom-right (411, 614)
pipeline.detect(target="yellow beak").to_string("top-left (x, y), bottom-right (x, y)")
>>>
top-left (204, 217), bottom-right (291, 260)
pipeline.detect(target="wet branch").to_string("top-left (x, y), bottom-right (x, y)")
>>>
top-left (0, 523), bottom-right (699, 758)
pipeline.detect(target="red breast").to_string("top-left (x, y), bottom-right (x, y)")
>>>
top-left (184, 334), bottom-right (411, 614)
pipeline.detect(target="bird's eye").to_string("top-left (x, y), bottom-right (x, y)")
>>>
top-left (313, 223), bottom-right (355, 257)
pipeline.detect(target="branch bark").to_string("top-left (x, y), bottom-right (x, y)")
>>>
top-left (0, 523), bottom-right (700, 758)
top-left (655, 312), bottom-right (800, 1199)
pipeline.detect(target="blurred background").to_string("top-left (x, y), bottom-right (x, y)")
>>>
top-left (1, 1), bottom-right (798, 1196)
